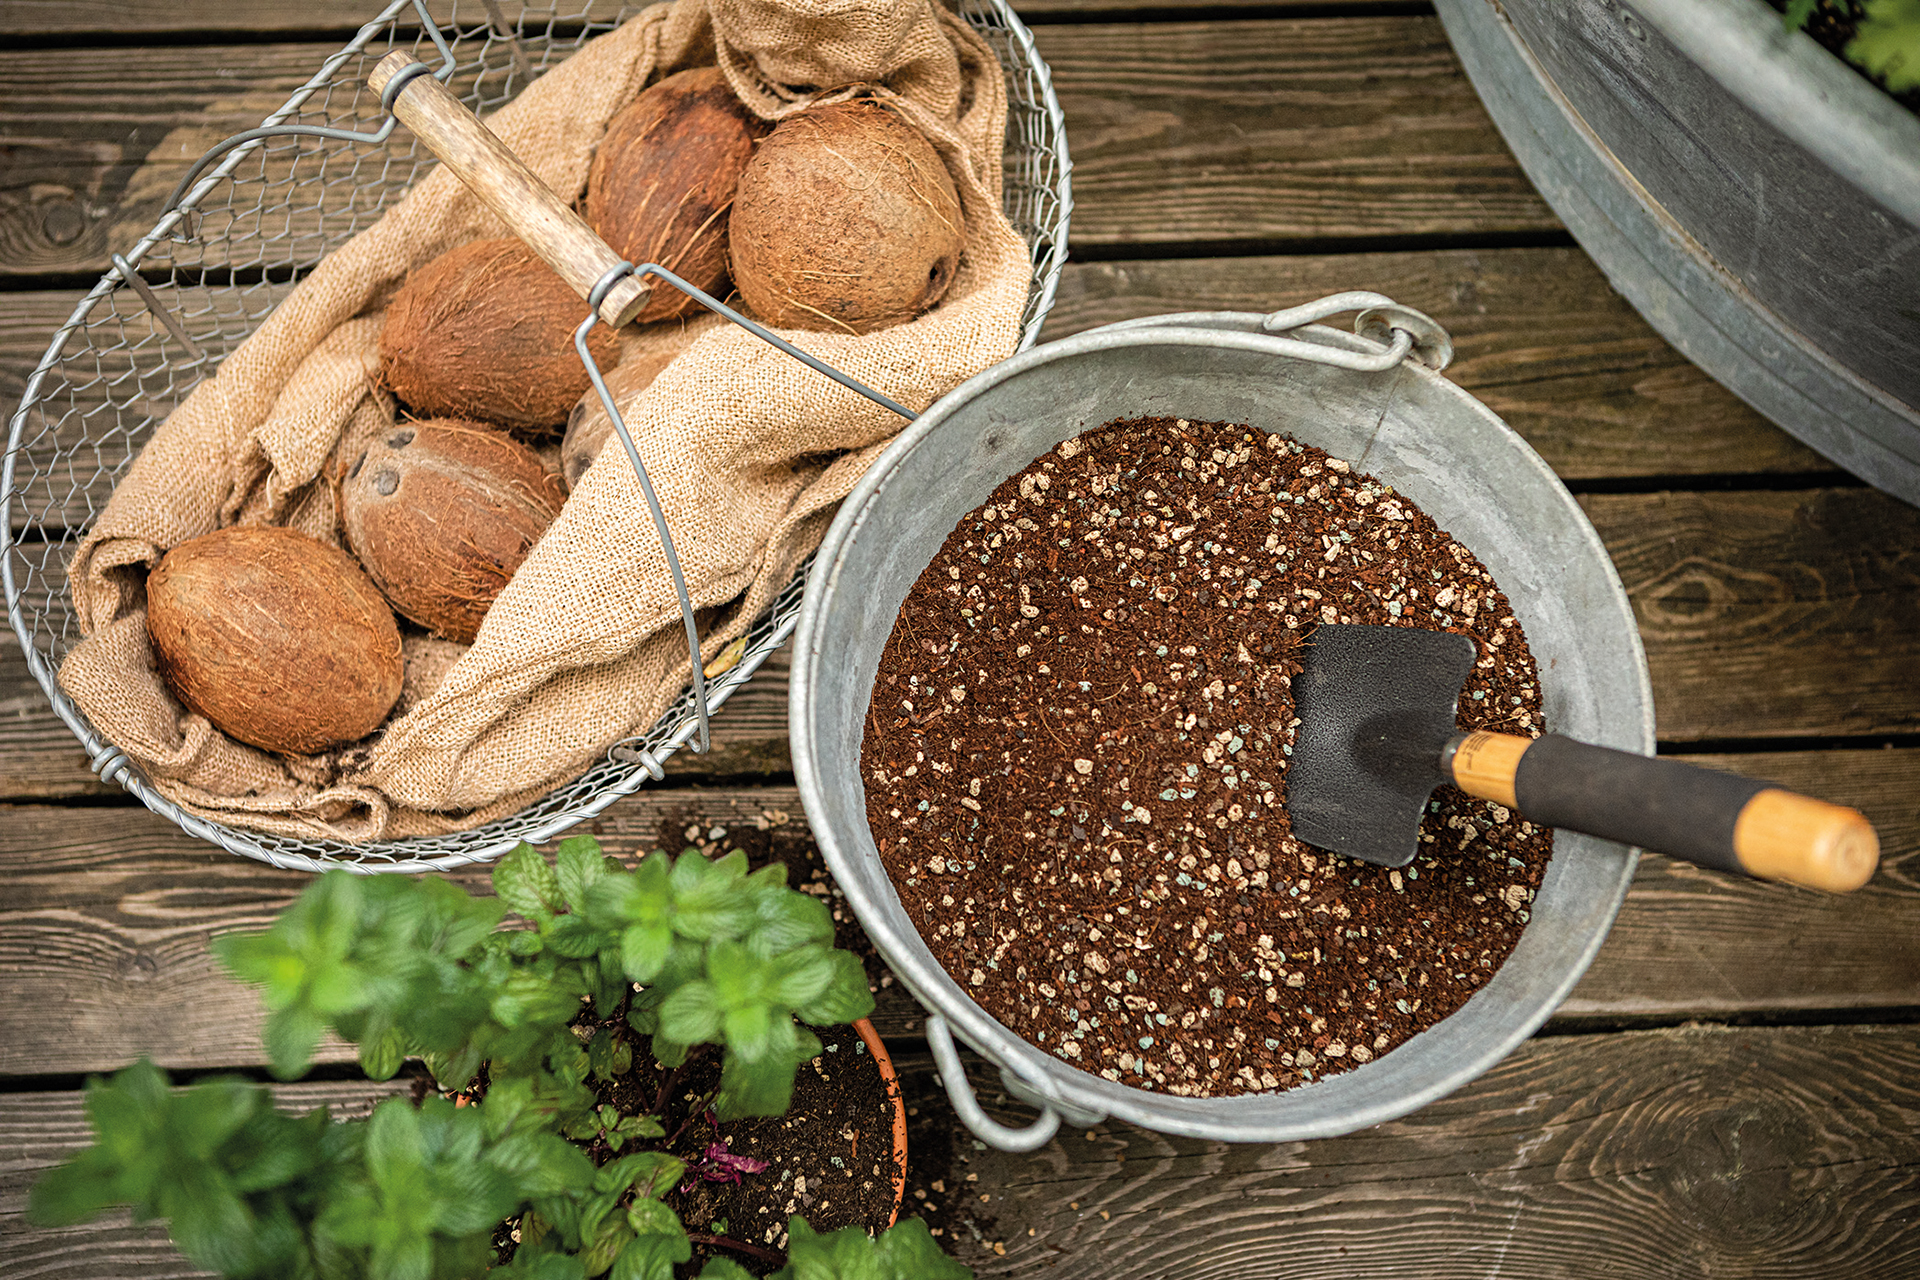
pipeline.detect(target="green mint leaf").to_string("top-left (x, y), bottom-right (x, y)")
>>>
top-left (210, 931), bottom-right (305, 1009)
top-left (262, 1004), bottom-right (327, 1080)
top-left (1782, 0), bottom-right (1818, 31)
top-left (357, 1023), bottom-right (409, 1081)
top-left (588, 1027), bottom-right (634, 1082)
top-left (745, 888), bottom-right (833, 960)
top-left (669, 850), bottom-right (755, 941)
top-left (544, 914), bottom-right (609, 960)
top-left (774, 1217), bottom-right (883, 1280)
top-left (697, 1259), bottom-right (759, 1280)
top-left (494, 843), bottom-right (563, 918)
top-left (580, 1214), bottom-right (633, 1276)
top-left (555, 835), bottom-right (613, 912)
top-left (792, 950), bottom-right (876, 1027)
top-left (1849, 0), bottom-right (1920, 91)
top-left (872, 1216), bottom-right (975, 1280)
top-left (606, 1151), bottom-right (685, 1202)
top-left (495, 1251), bottom-right (589, 1280)
top-left (656, 981), bottom-right (722, 1046)
top-left (715, 1043), bottom-right (801, 1120)
top-left (362, 1096), bottom-right (426, 1185)
top-left (620, 921), bottom-right (675, 984)
top-left (611, 1227), bottom-right (693, 1280)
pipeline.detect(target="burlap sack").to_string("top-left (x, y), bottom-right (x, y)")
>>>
top-left (60, 0), bottom-right (1032, 842)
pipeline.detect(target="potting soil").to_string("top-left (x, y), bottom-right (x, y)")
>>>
top-left (862, 415), bottom-right (1554, 1098)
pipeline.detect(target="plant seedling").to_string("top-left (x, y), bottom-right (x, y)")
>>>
top-left (32, 836), bottom-right (972, 1280)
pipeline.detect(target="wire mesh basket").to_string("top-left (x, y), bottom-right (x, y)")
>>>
top-left (3, 0), bottom-right (1072, 874)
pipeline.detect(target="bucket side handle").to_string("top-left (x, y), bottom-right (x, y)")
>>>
top-left (925, 1015), bottom-right (1082, 1153)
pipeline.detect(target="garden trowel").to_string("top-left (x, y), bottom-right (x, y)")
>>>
top-left (1286, 624), bottom-right (1879, 893)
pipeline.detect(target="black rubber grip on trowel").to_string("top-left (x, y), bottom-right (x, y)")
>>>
top-left (1511, 735), bottom-right (1769, 875)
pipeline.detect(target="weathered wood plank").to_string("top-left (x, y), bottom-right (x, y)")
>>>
top-left (0, 17), bottom-right (1555, 280)
top-left (1, 250), bottom-right (1820, 541)
top-left (0, 0), bottom-right (1376, 39)
top-left (2, 748), bottom-right (1915, 1078)
top-left (1564, 747), bottom-right (1920, 1021)
top-left (0, 786), bottom-right (926, 1079)
top-left (1042, 251), bottom-right (1826, 479)
top-left (0, 1078), bottom-right (410, 1280)
top-left (1586, 488), bottom-right (1920, 742)
top-left (1036, 16), bottom-right (1556, 246)
top-left (8, 1028), bottom-right (1920, 1279)
top-left (7, 486), bottom-right (1910, 805)
top-left (919, 1024), bottom-right (1920, 1278)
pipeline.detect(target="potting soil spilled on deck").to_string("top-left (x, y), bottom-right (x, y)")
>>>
top-left (863, 416), bottom-right (1554, 1097)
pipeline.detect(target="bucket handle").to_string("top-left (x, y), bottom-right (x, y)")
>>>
top-left (925, 1016), bottom-right (1064, 1153)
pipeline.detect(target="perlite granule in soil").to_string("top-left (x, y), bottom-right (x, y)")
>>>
top-left (862, 416), bottom-right (1554, 1098)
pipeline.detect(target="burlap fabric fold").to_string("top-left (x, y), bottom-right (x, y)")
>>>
top-left (60, 0), bottom-right (1032, 842)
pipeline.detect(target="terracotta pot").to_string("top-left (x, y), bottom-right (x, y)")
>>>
top-left (852, 1016), bottom-right (909, 1227)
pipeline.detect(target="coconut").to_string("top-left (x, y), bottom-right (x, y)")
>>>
top-left (379, 238), bottom-right (622, 434)
top-left (339, 418), bottom-right (568, 644)
top-left (585, 67), bottom-right (768, 324)
top-left (559, 348), bottom-right (681, 488)
top-left (145, 526), bottom-right (403, 756)
top-left (729, 99), bottom-right (966, 334)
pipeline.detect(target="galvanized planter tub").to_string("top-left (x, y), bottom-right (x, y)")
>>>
top-left (790, 305), bottom-right (1653, 1149)
top-left (1435, 0), bottom-right (1920, 505)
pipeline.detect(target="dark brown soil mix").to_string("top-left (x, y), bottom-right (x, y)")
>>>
top-left (862, 416), bottom-right (1553, 1098)
top-left (590, 1021), bottom-right (901, 1275)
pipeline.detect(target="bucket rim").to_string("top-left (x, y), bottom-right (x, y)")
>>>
top-left (791, 314), bottom-right (1652, 1142)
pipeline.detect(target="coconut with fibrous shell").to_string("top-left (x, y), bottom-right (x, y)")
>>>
top-left (585, 66), bottom-right (769, 324)
top-left (560, 348), bottom-right (681, 488)
top-left (145, 526), bottom-right (404, 756)
top-left (729, 98), bottom-right (966, 335)
top-left (339, 419), bottom-right (568, 645)
top-left (379, 238), bottom-right (622, 434)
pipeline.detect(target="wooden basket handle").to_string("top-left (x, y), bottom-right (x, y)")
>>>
top-left (367, 50), bottom-right (650, 329)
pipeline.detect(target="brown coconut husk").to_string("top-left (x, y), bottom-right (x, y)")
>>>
top-left (379, 238), bottom-right (623, 434)
top-left (729, 98), bottom-right (964, 334)
top-left (339, 419), bottom-right (569, 645)
top-left (585, 67), bottom-right (770, 324)
top-left (146, 527), bottom-right (403, 756)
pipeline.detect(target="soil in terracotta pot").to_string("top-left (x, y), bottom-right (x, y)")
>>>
top-left (475, 1004), bottom-right (900, 1276)
top-left (595, 1020), bottom-right (901, 1274)
top-left (862, 415), bottom-right (1554, 1099)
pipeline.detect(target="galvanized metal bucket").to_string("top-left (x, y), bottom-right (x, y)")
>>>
top-left (790, 297), bottom-right (1653, 1149)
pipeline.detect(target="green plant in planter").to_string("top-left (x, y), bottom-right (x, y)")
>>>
top-left (1785, 0), bottom-right (1920, 92)
top-left (30, 836), bottom-right (972, 1280)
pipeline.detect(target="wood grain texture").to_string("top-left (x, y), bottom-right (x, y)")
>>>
top-left (1033, 16), bottom-right (1557, 247)
top-left (6, 483), bottom-right (1918, 790)
top-left (1042, 251), bottom-right (1828, 479)
top-left (1, 748), bottom-right (1914, 1078)
top-left (919, 1024), bottom-right (1920, 1279)
top-left (6, 1030), bottom-right (1919, 1280)
top-left (0, 1079), bottom-right (410, 1280)
top-left (1586, 489), bottom-right (1920, 742)
top-left (2, 246), bottom-right (1827, 543)
top-left (0, 0), bottom-right (1374, 38)
top-left (1563, 748), bottom-right (1920, 1021)
top-left (0, 17), bottom-right (1553, 281)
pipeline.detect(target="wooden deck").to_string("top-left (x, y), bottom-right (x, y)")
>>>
top-left (3, 2), bottom-right (1918, 1276)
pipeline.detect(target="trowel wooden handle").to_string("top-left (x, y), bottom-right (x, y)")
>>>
top-left (1445, 732), bottom-right (1879, 893)
top-left (368, 51), bottom-right (649, 328)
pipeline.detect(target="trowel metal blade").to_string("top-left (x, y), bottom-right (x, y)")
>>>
top-left (1287, 624), bottom-right (1479, 867)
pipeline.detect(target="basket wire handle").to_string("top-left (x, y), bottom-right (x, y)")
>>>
top-left (158, 0), bottom-right (459, 222)
top-left (369, 50), bottom-right (934, 754)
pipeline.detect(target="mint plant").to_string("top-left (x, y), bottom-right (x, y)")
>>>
top-left (1785, 0), bottom-right (1920, 93)
top-left (31, 836), bottom-right (971, 1280)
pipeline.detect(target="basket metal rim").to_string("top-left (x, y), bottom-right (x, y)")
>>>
top-left (4, 0), bottom-right (1072, 872)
